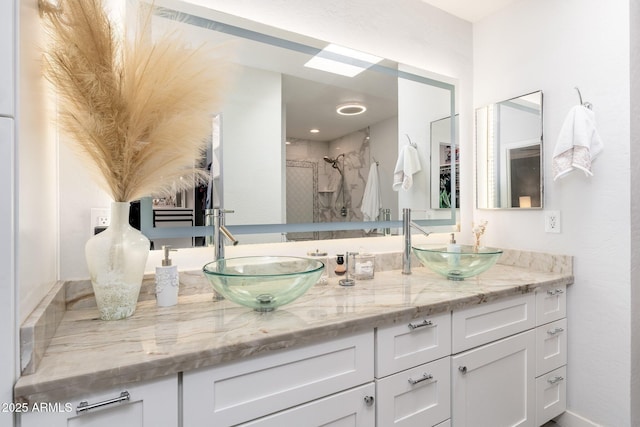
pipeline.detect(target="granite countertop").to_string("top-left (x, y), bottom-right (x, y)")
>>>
top-left (14, 252), bottom-right (573, 405)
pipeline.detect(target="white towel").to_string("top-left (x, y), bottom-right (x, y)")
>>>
top-left (552, 105), bottom-right (604, 180)
top-left (393, 145), bottom-right (422, 191)
top-left (361, 163), bottom-right (382, 222)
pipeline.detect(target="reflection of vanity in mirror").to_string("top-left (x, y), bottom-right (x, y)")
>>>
top-left (139, 0), bottom-right (458, 247)
top-left (476, 91), bottom-right (543, 209)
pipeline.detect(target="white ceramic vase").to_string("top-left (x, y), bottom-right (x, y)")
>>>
top-left (85, 202), bottom-right (150, 320)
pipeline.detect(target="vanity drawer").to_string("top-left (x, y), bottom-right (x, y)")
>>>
top-left (182, 331), bottom-right (373, 427)
top-left (240, 383), bottom-right (375, 427)
top-left (536, 285), bottom-right (566, 325)
top-left (452, 293), bottom-right (535, 353)
top-left (536, 318), bottom-right (567, 376)
top-left (376, 311), bottom-right (451, 377)
top-left (536, 366), bottom-right (567, 426)
top-left (376, 356), bottom-right (450, 427)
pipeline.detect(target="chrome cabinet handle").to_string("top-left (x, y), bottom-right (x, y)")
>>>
top-left (547, 376), bottom-right (564, 385)
top-left (77, 391), bottom-right (130, 414)
top-left (408, 319), bottom-right (433, 330)
top-left (547, 327), bottom-right (565, 336)
top-left (547, 289), bottom-right (565, 296)
top-left (408, 373), bottom-right (433, 385)
top-left (364, 395), bottom-right (375, 406)
top-left (459, 366), bottom-right (467, 374)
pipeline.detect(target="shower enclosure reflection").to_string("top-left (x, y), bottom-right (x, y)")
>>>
top-left (286, 127), bottom-right (387, 240)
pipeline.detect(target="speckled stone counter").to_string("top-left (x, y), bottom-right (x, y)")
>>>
top-left (14, 250), bottom-right (573, 404)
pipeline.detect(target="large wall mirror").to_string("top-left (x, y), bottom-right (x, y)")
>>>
top-left (138, 0), bottom-right (458, 247)
top-left (476, 91), bottom-right (543, 209)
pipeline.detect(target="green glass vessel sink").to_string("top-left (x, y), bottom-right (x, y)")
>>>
top-left (412, 245), bottom-right (503, 281)
top-left (202, 256), bottom-right (324, 311)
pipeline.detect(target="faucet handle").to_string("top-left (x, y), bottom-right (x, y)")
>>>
top-left (209, 208), bottom-right (234, 217)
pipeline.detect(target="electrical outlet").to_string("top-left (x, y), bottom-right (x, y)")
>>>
top-left (90, 208), bottom-right (111, 235)
top-left (545, 210), bottom-right (561, 233)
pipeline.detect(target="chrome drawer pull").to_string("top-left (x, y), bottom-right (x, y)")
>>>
top-left (546, 289), bottom-right (565, 296)
top-left (364, 395), bottom-right (375, 406)
top-left (547, 376), bottom-right (564, 385)
top-left (459, 366), bottom-right (467, 374)
top-left (547, 327), bottom-right (565, 336)
top-left (77, 391), bottom-right (130, 414)
top-left (408, 319), bottom-right (433, 330)
top-left (408, 373), bottom-right (433, 385)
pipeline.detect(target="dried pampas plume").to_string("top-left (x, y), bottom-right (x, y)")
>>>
top-left (40, 0), bottom-right (230, 202)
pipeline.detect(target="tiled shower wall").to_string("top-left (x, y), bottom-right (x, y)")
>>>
top-left (286, 127), bottom-right (381, 240)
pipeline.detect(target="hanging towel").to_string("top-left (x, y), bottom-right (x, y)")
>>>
top-left (393, 145), bottom-right (422, 191)
top-left (361, 163), bottom-right (382, 223)
top-left (552, 105), bottom-right (604, 180)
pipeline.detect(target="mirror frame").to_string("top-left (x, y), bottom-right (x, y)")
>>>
top-left (475, 91), bottom-right (543, 210)
top-left (138, 2), bottom-right (458, 241)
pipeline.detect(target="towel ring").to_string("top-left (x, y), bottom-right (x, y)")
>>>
top-left (574, 87), bottom-right (593, 110)
top-left (405, 134), bottom-right (417, 148)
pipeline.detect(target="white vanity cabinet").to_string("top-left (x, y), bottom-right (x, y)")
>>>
top-left (534, 286), bottom-right (567, 425)
top-left (450, 288), bottom-right (568, 427)
top-left (19, 374), bottom-right (178, 427)
top-left (182, 331), bottom-right (374, 426)
top-left (375, 312), bottom-right (452, 426)
top-left (451, 294), bottom-right (537, 426)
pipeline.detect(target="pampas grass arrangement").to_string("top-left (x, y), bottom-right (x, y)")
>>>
top-left (39, 0), bottom-right (229, 202)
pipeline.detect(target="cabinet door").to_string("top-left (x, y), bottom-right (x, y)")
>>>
top-left (20, 375), bottom-right (178, 427)
top-left (376, 311), bottom-right (451, 377)
top-left (240, 383), bottom-right (375, 427)
top-left (452, 331), bottom-right (535, 427)
top-left (376, 356), bottom-right (450, 427)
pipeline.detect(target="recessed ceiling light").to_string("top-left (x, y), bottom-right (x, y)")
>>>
top-left (336, 103), bottom-right (367, 116)
top-left (304, 44), bottom-right (383, 77)
top-left (310, 128), bottom-right (320, 134)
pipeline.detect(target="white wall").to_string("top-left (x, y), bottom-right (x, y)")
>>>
top-left (18, 0), bottom-right (58, 321)
top-left (473, 0), bottom-right (632, 425)
top-left (223, 66), bottom-right (284, 242)
top-left (631, 1), bottom-right (640, 424)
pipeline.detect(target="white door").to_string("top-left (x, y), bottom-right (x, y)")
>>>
top-left (451, 330), bottom-right (535, 427)
top-left (0, 117), bottom-right (15, 427)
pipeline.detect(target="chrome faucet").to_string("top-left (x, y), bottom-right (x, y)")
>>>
top-left (207, 208), bottom-right (238, 260)
top-left (402, 208), bottom-right (431, 275)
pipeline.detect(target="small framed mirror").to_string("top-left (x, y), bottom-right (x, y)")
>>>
top-left (476, 91), bottom-right (543, 209)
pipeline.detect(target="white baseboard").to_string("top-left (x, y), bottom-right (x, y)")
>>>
top-left (554, 411), bottom-right (603, 427)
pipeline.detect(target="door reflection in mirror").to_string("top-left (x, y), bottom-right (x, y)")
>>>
top-left (476, 91), bottom-right (543, 209)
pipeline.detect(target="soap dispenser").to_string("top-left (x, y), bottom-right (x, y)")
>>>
top-left (156, 245), bottom-right (179, 307)
top-left (447, 233), bottom-right (461, 268)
